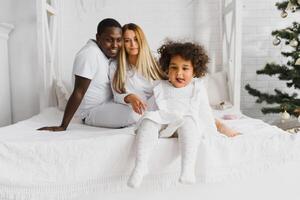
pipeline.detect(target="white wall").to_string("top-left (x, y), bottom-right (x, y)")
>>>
top-left (2, 0), bottom-right (40, 123)
top-left (59, 0), bottom-right (222, 85)
top-left (0, 0), bottom-right (13, 23)
top-left (0, 0), bottom-right (14, 126)
top-left (194, 0), bottom-right (223, 72)
top-left (0, 23), bottom-right (13, 127)
top-left (241, 0), bottom-right (300, 123)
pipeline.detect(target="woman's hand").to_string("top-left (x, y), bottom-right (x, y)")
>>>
top-left (37, 126), bottom-right (66, 132)
top-left (124, 94), bottom-right (147, 115)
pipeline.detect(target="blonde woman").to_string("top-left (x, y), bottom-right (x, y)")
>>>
top-left (109, 23), bottom-right (164, 117)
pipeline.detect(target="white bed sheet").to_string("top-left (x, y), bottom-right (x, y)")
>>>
top-left (0, 107), bottom-right (299, 200)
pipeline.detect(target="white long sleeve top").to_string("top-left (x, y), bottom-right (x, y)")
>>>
top-left (139, 78), bottom-right (218, 138)
top-left (109, 61), bottom-right (155, 104)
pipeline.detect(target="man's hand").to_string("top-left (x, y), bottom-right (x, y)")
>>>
top-left (37, 75), bottom-right (91, 132)
top-left (37, 126), bottom-right (66, 132)
top-left (124, 94), bottom-right (147, 115)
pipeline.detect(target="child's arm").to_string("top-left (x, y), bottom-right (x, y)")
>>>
top-left (215, 119), bottom-right (239, 137)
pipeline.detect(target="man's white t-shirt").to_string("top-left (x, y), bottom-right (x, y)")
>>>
top-left (73, 40), bottom-right (113, 119)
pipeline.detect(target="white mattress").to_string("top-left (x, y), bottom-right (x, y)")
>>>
top-left (0, 107), bottom-right (299, 200)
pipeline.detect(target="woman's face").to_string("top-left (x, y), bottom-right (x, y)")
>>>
top-left (168, 55), bottom-right (194, 88)
top-left (123, 30), bottom-right (139, 56)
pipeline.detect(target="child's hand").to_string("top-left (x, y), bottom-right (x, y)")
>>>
top-left (124, 94), bottom-right (147, 115)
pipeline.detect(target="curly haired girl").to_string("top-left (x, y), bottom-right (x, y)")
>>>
top-left (128, 41), bottom-right (239, 188)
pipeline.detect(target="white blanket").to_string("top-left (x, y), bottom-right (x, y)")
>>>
top-left (0, 107), bottom-right (299, 200)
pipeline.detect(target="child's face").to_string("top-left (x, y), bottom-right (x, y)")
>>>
top-left (167, 55), bottom-right (194, 88)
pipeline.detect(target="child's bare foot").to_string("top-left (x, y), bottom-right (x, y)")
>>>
top-left (222, 128), bottom-right (240, 137)
top-left (216, 119), bottom-right (240, 137)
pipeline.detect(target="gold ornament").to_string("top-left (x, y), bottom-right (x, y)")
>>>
top-left (295, 58), bottom-right (300, 65)
top-left (290, 39), bottom-right (299, 47)
top-left (295, 108), bottom-right (300, 114)
top-left (273, 37), bottom-right (281, 46)
top-left (281, 110), bottom-right (290, 120)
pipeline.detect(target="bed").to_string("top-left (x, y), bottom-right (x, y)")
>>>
top-left (1, 107), bottom-right (300, 200)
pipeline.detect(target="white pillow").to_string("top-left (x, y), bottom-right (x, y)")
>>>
top-left (54, 79), bottom-right (71, 111)
top-left (203, 71), bottom-right (230, 107)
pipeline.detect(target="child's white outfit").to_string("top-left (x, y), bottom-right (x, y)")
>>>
top-left (128, 78), bottom-right (218, 188)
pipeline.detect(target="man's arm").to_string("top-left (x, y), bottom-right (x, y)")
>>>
top-left (37, 75), bottom-right (91, 131)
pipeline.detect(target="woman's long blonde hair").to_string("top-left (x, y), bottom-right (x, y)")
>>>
top-left (113, 23), bottom-right (164, 93)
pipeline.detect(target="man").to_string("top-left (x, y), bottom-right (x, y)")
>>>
top-left (39, 18), bottom-right (137, 131)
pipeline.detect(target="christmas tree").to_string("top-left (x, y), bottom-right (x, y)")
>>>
top-left (245, 0), bottom-right (300, 117)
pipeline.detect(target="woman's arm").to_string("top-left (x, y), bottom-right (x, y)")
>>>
top-left (109, 62), bottom-right (147, 115)
top-left (37, 75), bottom-right (91, 131)
top-left (124, 94), bottom-right (147, 115)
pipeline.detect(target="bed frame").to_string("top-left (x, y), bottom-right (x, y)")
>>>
top-left (36, 0), bottom-right (242, 112)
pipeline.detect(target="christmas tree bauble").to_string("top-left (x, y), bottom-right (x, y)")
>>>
top-left (281, 10), bottom-right (288, 18)
top-left (281, 110), bottom-right (290, 120)
top-left (291, 6), bottom-right (297, 12)
top-left (273, 37), bottom-right (281, 46)
top-left (290, 39), bottom-right (298, 47)
top-left (295, 58), bottom-right (300, 65)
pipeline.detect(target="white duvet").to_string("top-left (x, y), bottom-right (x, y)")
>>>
top-left (0, 107), bottom-right (299, 200)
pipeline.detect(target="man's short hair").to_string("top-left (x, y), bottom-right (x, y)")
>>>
top-left (97, 18), bottom-right (122, 35)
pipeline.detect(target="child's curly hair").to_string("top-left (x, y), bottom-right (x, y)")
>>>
top-left (157, 41), bottom-right (209, 78)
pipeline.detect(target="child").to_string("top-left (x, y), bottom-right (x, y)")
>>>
top-left (127, 41), bottom-right (238, 188)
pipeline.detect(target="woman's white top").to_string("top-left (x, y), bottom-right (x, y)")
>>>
top-left (140, 78), bottom-right (218, 138)
top-left (109, 61), bottom-right (154, 104)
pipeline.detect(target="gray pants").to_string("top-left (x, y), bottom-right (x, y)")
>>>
top-left (84, 102), bottom-right (140, 128)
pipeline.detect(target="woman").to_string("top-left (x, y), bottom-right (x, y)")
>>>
top-left (109, 23), bottom-right (164, 118)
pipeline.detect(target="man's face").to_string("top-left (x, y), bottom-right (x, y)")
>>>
top-left (96, 27), bottom-right (122, 58)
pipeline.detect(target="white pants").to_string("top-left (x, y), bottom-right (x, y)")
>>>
top-left (84, 102), bottom-right (141, 128)
top-left (128, 116), bottom-right (201, 187)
